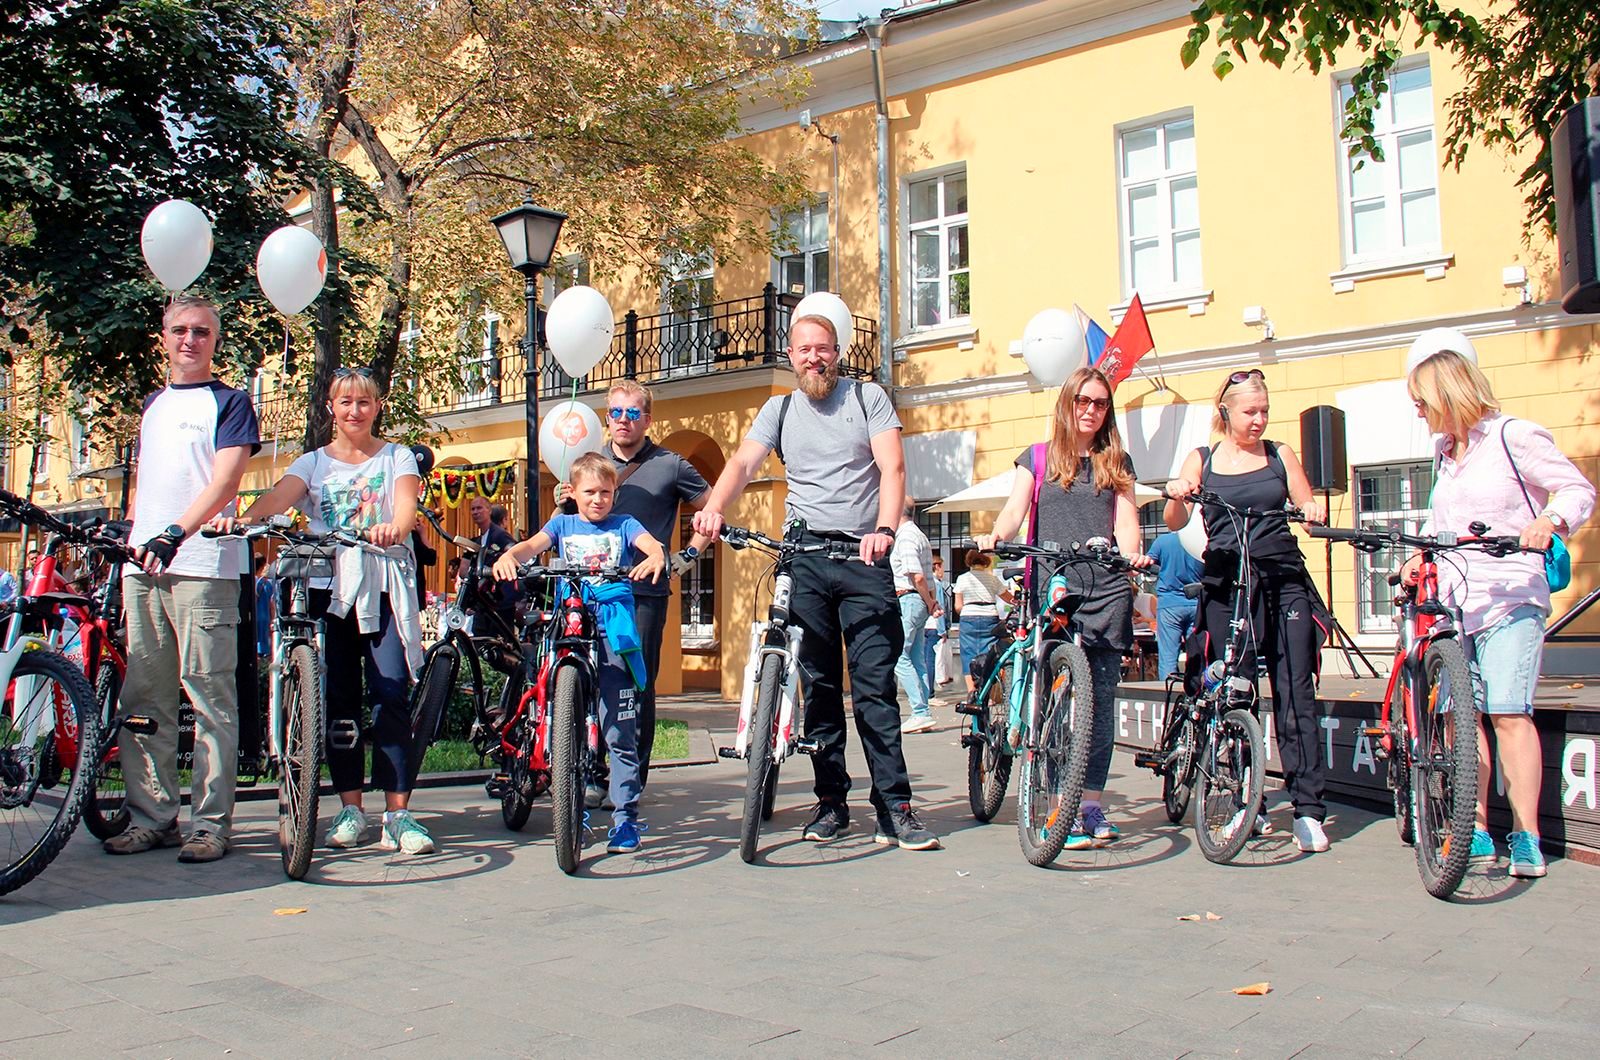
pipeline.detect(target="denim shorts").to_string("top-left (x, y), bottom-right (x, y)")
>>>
top-left (1467, 604), bottom-right (1545, 716)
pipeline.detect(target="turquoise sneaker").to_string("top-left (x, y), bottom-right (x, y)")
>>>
top-left (1507, 831), bottom-right (1546, 878)
top-left (324, 805), bottom-right (369, 849)
top-left (1468, 829), bottom-right (1496, 864)
top-left (379, 810), bottom-right (436, 855)
top-left (1064, 817), bottom-right (1093, 851)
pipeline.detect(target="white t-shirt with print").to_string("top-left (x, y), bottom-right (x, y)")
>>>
top-left (285, 443), bottom-right (420, 587)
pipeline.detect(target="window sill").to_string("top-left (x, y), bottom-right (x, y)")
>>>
top-left (1109, 289), bottom-right (1212, 324)
top-left (1329, 252), bottom-right (1454, 292)
top-left (893, 322), bottom-right (977, 356)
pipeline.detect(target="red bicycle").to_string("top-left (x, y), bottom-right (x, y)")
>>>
top-left (1311, 521), bottom-right (1542, 898)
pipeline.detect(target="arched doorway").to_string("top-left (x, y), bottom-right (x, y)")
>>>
top-left (657, 429), bottom-right (726, 692)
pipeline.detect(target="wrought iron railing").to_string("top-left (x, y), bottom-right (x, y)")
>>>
top-left (250, 285), bottom-right (881, 430)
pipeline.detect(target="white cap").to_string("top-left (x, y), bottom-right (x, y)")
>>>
top-left (1405, 327), bottom-right (1478, 376)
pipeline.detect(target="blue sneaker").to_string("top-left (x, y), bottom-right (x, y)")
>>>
top-left (606, 820), bottom-right (644, 854)
top-left (1469, 829), bottom-right (1496, 864)
top-left (1507, 831), bottom-right (1546, 878)
top-left (1082, 804), bottom-right (1120, 844)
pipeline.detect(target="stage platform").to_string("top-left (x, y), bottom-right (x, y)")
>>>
top-left (1113, 675), bottom-right (1600, 865)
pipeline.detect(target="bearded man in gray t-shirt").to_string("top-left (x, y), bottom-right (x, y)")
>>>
top-left (694, 314), bottom-right (940, 851)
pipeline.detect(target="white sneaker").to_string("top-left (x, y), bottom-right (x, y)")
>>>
top-left (379, 810), bottom-right (437, 855)
top-left (1293, 816), bottom-right (1331, 853)
top-left (324, 805), bottom-right (369, 849)
top-left (901, 714), bottom-right (937, 734)
top-left (1223, 810), bottom-right (1272, 841)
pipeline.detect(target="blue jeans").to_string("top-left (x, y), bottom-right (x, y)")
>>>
top-left (894, 593), bottom-right (931, 717)
top-left (959, 615), bottom-right (999, 677)
top-left (595, 628), bottom-right (642, 828)
top-left (1155, 597), bottom-right (1196, 680)
top-left (921, 627), bottom-right (943, 687)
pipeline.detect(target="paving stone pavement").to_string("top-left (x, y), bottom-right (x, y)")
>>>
top-left (3, 697), bottom-right (1597, 1058)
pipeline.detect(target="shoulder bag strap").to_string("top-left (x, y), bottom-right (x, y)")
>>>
top-left (1499, 419), bottom-right (1538, 517)
top-left (773, 394), bottom-right (794, 464)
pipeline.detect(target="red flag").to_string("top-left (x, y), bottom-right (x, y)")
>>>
top-left (1099, 293), bottom-right (1155, 389)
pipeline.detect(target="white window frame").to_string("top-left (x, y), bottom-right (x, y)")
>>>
top-left (1353, 460), bottom-right (1433, 633)
top-left (1334, 57), bottom-right (1442, 269)
top-left (544, 254), bottom-right (590, 304)
top-left (772, 197), bottom-right (830, 297)
top-left (460, 311), bottom-right (499, 409)
top-left (1115, 110), bottom-right (1203, 300)
top-left (903, 165), bottom-right (970, 333)
top-left (33, 415), bottom-right (50, 482)
top-left (661, 249), bottom-right (715, 376)
top-left (678, 510), bottom-right (715, 648)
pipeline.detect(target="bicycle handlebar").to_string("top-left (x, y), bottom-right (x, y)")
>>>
top-left (1310, 524), bottom-right (1537, 558)
top-left (0, 488), bottom-right (136, 559)
top-left (201, 518), bottom-right (398, 557)
top-left (1162, 487), bottom-right (1306, 523)
top-left (513, 560), bottom-right (633, 582)
top-left (985, 538), bottom-right (1152, 575)
top-left (720, 524), bottom-right (861, 560)
top-left (418, 506), bottom-right (481, 554)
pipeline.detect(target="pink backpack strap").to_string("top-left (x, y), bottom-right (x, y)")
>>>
top-left (1024, 442), bottom-right (1047, 590)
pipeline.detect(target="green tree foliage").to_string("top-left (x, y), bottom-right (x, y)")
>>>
top-left (0, 0), bottom-right (364, 436)
top-left (1182, 1), bottom-right (1600, 233)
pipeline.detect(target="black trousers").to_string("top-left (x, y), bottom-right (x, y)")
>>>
top-left (790, 549), bottom-right (912, 814)
top-left (633, 594), bottom-right (668, 785)
top-left (1202, 568), bottom-right (1325, 821)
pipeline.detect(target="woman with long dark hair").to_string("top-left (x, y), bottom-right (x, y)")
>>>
top-left (978, 365), bottom-right (1150, 847)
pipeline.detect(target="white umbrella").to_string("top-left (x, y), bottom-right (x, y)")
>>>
top-left (924, 470), bottom-right (1164, 513)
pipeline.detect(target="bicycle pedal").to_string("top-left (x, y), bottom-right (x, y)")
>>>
top-left (959, 733), bottom-right (980, 749)
top-left (485, 773), bottom-right (511, 798)
top-left (794, 738), bottom-right (821, 756)
top-left (119, 714), bottom-right (158, 735)
top-left (716, 746), bottom-right (743, 760)
top-left (1360, 726), bottom-right (1386, 738)
top-left (953, 700), bottom-right (984, 717)
top-left (1132, 750), bottom-right (1163, 772)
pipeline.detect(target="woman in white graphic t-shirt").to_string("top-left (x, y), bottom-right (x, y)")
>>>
top-left (211, 370), bottom-right (434, 855)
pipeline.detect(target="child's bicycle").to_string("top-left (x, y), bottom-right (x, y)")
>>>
top-left (1134, 488), bottom-right (1301, 864)
top-left (1311, 520), bottom-right (1542, 898)
top-left (959, 536), bottom-right (1140, 868)
top-left (500, 558), bottom-right (634, 875)
top-left (713, 520), bottom-right (859, 864)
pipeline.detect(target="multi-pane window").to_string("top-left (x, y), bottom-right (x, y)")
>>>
top-left (1354, 461), bottom-right (1432, 632)
top-left (678, 511), bottom-right (715, 647)
top-left (1138, 500), bottom-right (1168, 542)
top-left (33, 415), bottom-right (50, 481)
top-left (461, 312), bottom-right (499, 408)
top-left (914, 506), bottom-right (972, 581)
top-left (776, 198), bottom-right (830, 296)
top-left (1118, 115), bottom-right (1201, 296)
top-left (1338, 62), bottom-right (1440, 263)
top-left (907, 169), bottom-right (970, 329)
top-left (545, 254), bottom-right (590, 302)
top-left (663, 249), bottom-right (714, 374)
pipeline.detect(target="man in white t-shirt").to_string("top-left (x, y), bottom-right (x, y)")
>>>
top-left (105, 295), bottom-right (261, 863)
top-left (890, 499), bottom-right (940, 732)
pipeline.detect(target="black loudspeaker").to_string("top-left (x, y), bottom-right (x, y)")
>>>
top-left (1299, 405), bottom-right (1348, 495)
top-left (1553, 98), bottom-right (1600, 314)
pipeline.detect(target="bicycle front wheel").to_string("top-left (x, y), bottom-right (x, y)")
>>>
top-left (550, 664), bottom-right (585, 875)
top-left (0, 649), bottom-right (98, 896)
top-left (1413, 639), bottom-right (1477, 899)
top-left (278, 643), bottom-right (323, 881)
top-left (406, 641), bottom-right (459, 789)
top-left (740, 654), bottom-right (783, 863)
top-left (1193, 706), bottom-right (1266, 864)
top-left (1016, 644), bottom-right (1093, 868)
top-left (83, 663), bottom-right (130, 841)
top-left (966, 661), bottom-right (1013, 823)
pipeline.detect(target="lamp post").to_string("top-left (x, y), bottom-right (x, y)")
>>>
top-left (491, 195), bottom-right (567, 534)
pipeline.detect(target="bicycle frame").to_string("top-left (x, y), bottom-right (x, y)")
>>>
top-left (732, 562), bottom-right (804, 766)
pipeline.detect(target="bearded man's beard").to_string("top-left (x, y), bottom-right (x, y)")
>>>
top-left (794, 358), bottom-right (840, 400)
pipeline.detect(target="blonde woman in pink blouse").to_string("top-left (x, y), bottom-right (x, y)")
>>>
top-left (1406, 344), bottom-right (1595, 878)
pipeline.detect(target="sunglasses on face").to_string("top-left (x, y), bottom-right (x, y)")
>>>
top-left (1219, 368), bottom-right (1265, 398)
top-left (607, 407), bottom-right (644, 422)
top-left (1072, 394), bottom-right (1111, 413)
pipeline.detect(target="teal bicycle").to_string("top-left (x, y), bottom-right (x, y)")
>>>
top-left (958, 537), bottom-right (1137, 867)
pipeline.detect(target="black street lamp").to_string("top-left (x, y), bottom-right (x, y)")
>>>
top-left (491, 195), bottom-right (567, 534)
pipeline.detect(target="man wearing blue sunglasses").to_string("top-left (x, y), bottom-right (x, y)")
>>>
top-left (558, 380), bottom-right (711, 802)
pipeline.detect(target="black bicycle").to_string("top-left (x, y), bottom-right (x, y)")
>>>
top-left (1136, 488), bottom-right (1302, 864)
top-left (713, 521), bottom-right (859, 864)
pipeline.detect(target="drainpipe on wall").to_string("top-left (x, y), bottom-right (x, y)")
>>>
top-left (862, 17), bottom-right (893, 390)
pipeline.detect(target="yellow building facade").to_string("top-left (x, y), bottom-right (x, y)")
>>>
top-left (10, 0), bottom-right (1600, 697)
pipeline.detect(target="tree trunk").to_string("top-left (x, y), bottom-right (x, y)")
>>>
top-left (305, 177), bottom-right (340, 452)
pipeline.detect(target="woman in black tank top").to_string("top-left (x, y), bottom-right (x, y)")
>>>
top-left (1162, 370), bottom-right (1335, 854)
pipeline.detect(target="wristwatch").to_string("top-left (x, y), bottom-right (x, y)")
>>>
top-left (875, 525), bottom-right (897, 540)
top-left (1541, 509), bottom-right (1568, 533)
top-left (162, 523), bottom-right (187, 543)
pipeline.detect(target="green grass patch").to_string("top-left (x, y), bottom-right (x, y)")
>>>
top-left (652, 718), bottom-right (690, 762)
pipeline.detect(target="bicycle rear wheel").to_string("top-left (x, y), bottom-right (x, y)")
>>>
top-left (0, 649), bottom-right (98, 896)
top-left (550, 664), bottom-right (585, 875)
top-left (1160, 701), bottom-right (1198, 825)
top-left (1016, 644), bottom-right (1093, 868)
top-left (1193, 706), bottom-right (1265, 864)
top-left (406, 641), bottom-right (459, 788)
top-left (499, 677), bottom-right (534, 832)
top-left (278, 643), bottom-right (323, 881)
top-left (83, 663), bottom-right (130, 841)
top-left (1413, 639), bottom-right (1477, 899)
top-left (966, 662), bottom-right (1013, 823)
top-left (1387, 684), bottom-right (1414, 846)
top-left (740, 654), bottom-right (783, 863)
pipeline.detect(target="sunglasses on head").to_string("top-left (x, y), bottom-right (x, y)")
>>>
top-left (1219, 368), bottom-right (1264, 398)
top-left (607, 407), bottom-right (643, 422)
top-left (334, 366), bottom-right (375, 379)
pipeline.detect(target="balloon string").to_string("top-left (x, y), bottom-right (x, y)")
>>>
top-left (557, 378), bottom-right (580, 481)
top-left (282, 323), bottom-right (290, 374)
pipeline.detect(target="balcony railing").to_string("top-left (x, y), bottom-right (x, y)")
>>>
top-left (250, 285), bottom-right (881, 433)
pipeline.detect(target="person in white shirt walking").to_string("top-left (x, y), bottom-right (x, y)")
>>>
top-left (890, 499), bottom-right (941, 732)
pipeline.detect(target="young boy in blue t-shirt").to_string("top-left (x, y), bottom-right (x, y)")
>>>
top-left (493, 452), bottom-right (666, 853)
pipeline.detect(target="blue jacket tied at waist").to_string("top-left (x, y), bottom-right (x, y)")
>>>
top-left (585, 580), bottom-right (647, 690)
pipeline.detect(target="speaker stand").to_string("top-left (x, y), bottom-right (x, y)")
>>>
top-left (1320, 488), bottom-right (1380, 679)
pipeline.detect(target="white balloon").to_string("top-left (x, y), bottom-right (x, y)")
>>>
top-left (1177, 504), bottom-right (1208, 561)
top-left (140, 200), bottom-right (213, 292)
top-left (1021, 308), bottom-right (1087, 387)
top-left (790, 292), bottom-right (853, 350)
top-left (538, 400), bottom-right (605, 480)
top-left (255, 226), bottom-right (328, 316)
top-left (546, 286), bottom-right (615, 377)
top-left (1404, 326), bottom-right (1478, 376)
